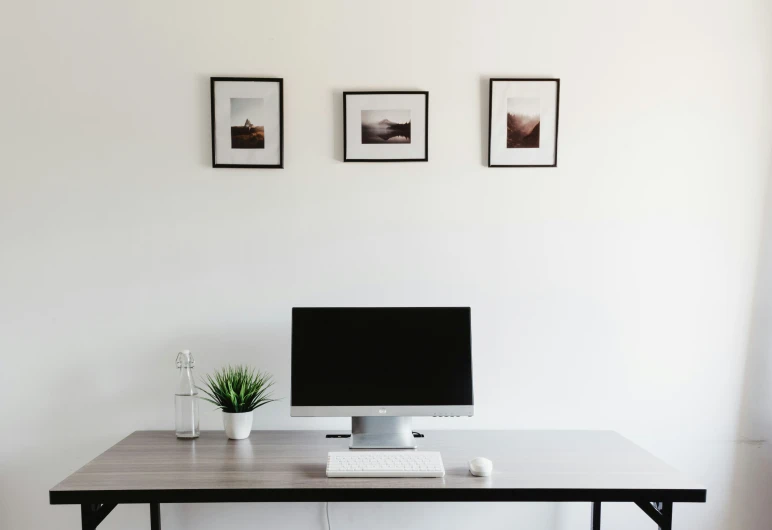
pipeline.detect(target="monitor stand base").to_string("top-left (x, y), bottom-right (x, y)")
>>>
top-left (350, 416), bottom-right (417, 449)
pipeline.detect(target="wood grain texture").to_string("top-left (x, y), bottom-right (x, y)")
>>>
top-left (49, 430), bottom-right (706, 504)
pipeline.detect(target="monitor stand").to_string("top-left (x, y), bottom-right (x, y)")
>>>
top-left (350, 416), bottom-right (417, 450)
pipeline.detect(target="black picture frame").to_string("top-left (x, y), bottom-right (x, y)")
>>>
top-left (210, 77), bottom-right (284, 169)
top-left (487, 78), bottom-right (560, 168)
top-left (343, 91), bottom-right (429, 162)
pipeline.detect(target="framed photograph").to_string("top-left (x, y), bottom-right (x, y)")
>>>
top-left (210, 77), bottom-right (283, 168)
top-left (344, 91), bottom-right (428, 162)
top-left (488, 78), bottom-right (560, 167)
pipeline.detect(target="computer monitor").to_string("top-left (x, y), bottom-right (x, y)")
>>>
top-left (291, 307), bottom-right (473, 449)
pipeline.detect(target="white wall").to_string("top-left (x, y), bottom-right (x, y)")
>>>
top-left (1, 0), bottom-right (771, 529)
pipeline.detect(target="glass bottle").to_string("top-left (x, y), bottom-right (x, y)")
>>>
top-left (175, 350), bottom-right (200, 439)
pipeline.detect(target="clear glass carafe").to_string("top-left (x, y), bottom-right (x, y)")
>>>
top-left (175, 350), bottom-right (200, 439)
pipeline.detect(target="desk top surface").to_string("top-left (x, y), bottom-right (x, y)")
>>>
top-left (49, 430), bottom-right (706, 504)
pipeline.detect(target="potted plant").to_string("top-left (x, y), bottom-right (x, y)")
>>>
top-left (199, 365), bottom-right (277, 440)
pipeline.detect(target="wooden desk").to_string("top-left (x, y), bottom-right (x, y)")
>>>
top-left (49, 430), bottom-right (706, 530)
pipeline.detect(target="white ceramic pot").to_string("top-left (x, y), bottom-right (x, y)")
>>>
top-left (222, 411), bottom-right (253, 440)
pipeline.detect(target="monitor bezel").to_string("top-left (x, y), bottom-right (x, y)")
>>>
top-left (289, 307), bottom-right (474, 418)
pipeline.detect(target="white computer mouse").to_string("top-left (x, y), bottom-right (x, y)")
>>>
top-left (469, 457), bottom-right (493, 477)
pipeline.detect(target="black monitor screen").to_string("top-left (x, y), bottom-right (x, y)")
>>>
top-left (291, 307), bottom-right (473, 406)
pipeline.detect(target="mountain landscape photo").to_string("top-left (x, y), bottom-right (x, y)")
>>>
top-left (506, 97), bottom-right (540, 149)
top-left (230, 98), bottom-right (265, 149)
top-left (361, 109), bottom-right (411, 144)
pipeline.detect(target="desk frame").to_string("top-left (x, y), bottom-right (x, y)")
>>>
top-left (65, 491), bottom-right (683, 530)
top-left (50, 430), bottom-right (705, 530)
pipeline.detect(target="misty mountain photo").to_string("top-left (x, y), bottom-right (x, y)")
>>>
top-left (361, 109), bottom-right (411, 144)
top-left (506, 97), bottom-right (540, 149)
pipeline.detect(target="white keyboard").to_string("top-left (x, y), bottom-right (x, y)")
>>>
top-left (326, 451), bottom-right (445, 478)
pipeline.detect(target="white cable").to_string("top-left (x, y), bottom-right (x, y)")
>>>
top-left (325, 502), bottom-right (331, 530)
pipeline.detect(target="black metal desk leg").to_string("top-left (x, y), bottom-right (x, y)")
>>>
top-left (591, 502), bottom-right (601, 530)
top-left (656, 502), bottom-right (672, 530)
top-left (150, 503), bottom-right (161, 530)
top-left (635, 501), bottom-right (673, 529)
top-left (80, 503), bottom-right (116, 530)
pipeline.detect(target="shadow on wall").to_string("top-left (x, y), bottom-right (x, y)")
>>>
top-left (200, 75), bottom-right (212, 167)
top-left (333, 91), bottom-right (343, 162)
top-left (728, 167), bottom-right (772, 528)
top-left (480, 77), bottom-right (489, 167)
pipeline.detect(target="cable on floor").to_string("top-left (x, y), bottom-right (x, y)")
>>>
top-left (326, 501), bottom-right (331, 530)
